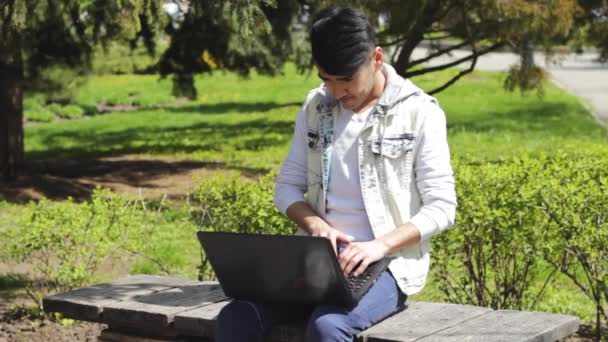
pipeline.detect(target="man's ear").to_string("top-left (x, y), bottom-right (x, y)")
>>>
top-left (373, 47), bottom-right (384, 69)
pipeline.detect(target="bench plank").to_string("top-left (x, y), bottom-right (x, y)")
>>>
top-left (172, 300), bottom-right (230, 338)
top-left (101, 281), bottom-right (226, 328)
top-left (359, 301), bottom-right (492, 342)
top-left (174, 301), bottom-right (307, 342)
top-left (42, 276), bottom-right (581, 342)
top-left (414, 310), bottom-right (579, 342)
top-left (43, 274), bottom-right (196, 321)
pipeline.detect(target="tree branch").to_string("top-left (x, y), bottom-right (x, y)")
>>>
top-left (379, 36), bottom-right (407, 47)
top-left (408, 40), bottom-right (473, 68)
top-left (404, 42), bottom-right (504, 79)
top-left (427, 55), bottom-right (476, 95)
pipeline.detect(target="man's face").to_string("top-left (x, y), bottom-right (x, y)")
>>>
top-left (317, 47), bottom-right (383, 112)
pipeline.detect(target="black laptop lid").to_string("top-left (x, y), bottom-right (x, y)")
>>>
top-left (197, 231), bottom-right (349, 306)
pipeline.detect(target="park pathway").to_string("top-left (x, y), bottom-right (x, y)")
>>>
top-left (411, 48), bottom-right (608, 126)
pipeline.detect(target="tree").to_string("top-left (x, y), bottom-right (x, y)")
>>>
top-left (0, 0), bottom-right (167, 181)
top-left (577, 0), bottom-right (608, 61)
top-left (316, 0), bottom-right (582, 95)
top-left (157, 0), bottom-right (301, 99)
top-left (2, 0), bottom-right (604, 180)
top-left (0, 0), bottom-right (286, 181)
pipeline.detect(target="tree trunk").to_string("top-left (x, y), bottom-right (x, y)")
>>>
top-left (0, 28), bottom-right (24, 181)
top-left (393, 0), bottom-right (441, 75)
top-left (521, 37), bottom-right (535, 71)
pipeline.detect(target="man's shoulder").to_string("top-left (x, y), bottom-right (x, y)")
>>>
top-left (303, 85), bottom-right (328, 106)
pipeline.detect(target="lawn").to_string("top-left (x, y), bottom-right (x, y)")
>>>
top-left (4, 64), bottom-right (607, 325)
top-left (24, 65), bottom-right (608, 170)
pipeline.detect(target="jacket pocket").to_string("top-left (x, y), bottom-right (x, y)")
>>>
top-left (369, 134), bottom-right (416, 193)
top-left (370, 134), bottom-right (415, 158)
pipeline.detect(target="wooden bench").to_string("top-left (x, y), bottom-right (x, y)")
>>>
top-left (43, 274), bottom-right (579, 342)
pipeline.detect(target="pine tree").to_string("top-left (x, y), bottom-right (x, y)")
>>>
top-left (0, 0), bottom-right (285, 180)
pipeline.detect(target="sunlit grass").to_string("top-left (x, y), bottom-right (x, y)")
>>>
top-left (25, 65), bottom-right (608, 171)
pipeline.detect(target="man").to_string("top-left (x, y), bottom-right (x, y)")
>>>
top-left (215, 7), bottom-right (456, 341)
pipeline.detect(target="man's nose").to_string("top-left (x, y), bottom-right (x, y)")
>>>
top-left (326, 83), bottom-right (347, 100)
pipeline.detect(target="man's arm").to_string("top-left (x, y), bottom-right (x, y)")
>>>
top-left (286, 201), bottom-right (353, 255)
top-left (275, 100), bottom-right (353, 255)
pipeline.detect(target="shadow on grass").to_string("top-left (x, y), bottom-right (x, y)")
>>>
top-left (11, 116), bottom-right (297, 203)
top-left (0, 158), bottom-right (265, 203)
top-left (76, 100), bottom-right (302, 116)
top-left (0, 273), bottom-right (29, 301)
top-left (27, 118), bottom-right (295, 161)
top-left (447, 101), bottom-right (605, 137)
top-left (165, 101), bottom-right (302, 115)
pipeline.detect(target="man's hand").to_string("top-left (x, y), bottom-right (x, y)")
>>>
top-left (310, 224), bottom-right (353, 256)
top-left (285, 202), bottom-right (353, 255)
top-left (338, 239), bottom-right (390, 277)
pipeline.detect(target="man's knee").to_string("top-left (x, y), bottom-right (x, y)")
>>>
top-left (216, 300), bottom-right (264, 341)
top-left (306, 309), bottom-right (353, 342)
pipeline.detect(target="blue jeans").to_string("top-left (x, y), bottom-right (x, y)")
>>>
top-left (215, 270), bottom-right (406, 342)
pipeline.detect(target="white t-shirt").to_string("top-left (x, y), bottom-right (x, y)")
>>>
top-left (325, 104), bottom-right (375, 242)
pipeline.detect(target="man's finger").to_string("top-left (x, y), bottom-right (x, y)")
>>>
top-left (330, 236), bottom-right (338, 256)
top-left (338, 245), bottom-right (355, 269)
top-left (343, 253), bottom-right (363, 275)
top-left (336, 233), bottom-right (353, 243)
top-left (353, 259), bottom-right (369, 277)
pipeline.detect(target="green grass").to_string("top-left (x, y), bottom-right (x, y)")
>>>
top-left (415, 69), bottom-right (608, 161)
top-left (24, 65), bottom-right (608, 171)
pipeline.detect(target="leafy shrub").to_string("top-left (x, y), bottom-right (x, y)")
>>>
top-left (91, 42), bottom-right (165, 75)
top-left (46, 103), bottom-right (85, 119)
top-left (23, 96), bottom-right (44, 111)
top-left (47, 103), bottom-right (63, 115)
top-left (533, 152), bottom-right (608, 340)
top-left (190, 172), bottom-right (296, 280)
top-left (7, 188), bottom-right (144, 307)
top-left (25, 109), bottom-right (55, 123)
top-left (433, 158), bottom-right (549, 310)
top-left (433, 150), bottom-right (608, 337)
top-left (56, 104), bottom-right (86, 119)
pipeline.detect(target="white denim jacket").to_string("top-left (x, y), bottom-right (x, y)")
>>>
top-left (275, 64), bottom-right (457, 295)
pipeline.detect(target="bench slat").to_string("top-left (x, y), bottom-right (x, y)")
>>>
top-left (101, 281), bottom-right (226, 327)
top-left (414, 310), bottom-right (579, 342)
top-left (359, 301), bottom-right (492, 342)
top-left (42, 274), bottom-right (196, 321)
top-left (42, 276), bottom-right (581, 342)
top-left (172, 300), bottom-right (229, 338)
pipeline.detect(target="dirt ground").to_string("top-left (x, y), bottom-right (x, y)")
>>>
top-left (0, 156), bottom-right (604, 341)
top-left (0, 155), bottom-right (241, 203)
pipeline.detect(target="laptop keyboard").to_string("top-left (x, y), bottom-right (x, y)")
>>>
top-left (344, 258), bottom-right (391, 296)
top-left (345, 273), bottom-right (372, 291)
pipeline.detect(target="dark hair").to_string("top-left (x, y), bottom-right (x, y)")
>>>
top-left (310, 7), bottom-right (376, 76)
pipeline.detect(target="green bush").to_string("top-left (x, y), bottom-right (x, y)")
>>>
top-left (433, 150), bottom-right (608, 337)
top-left (190, 172), bottom-right (297, 280)
top-left (533, 152), bottom-right (608, 340)
top-left (56, 104), bottom-right (86, 119)
top-left (25, 109), bottom-right (55, 123)
top-left (45, 103), bottom-right (85, 119)
top-left (23, 96), bottom-right (44, 112)
top-left (433, 157), bottom-right (548, 310)
top-left (47, 103), bottom-right (63, 115)
top-left (7, 188), bottom-right (144, 307)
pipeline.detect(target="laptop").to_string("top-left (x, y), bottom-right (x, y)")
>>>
top-left (196, 231), bottom-right (392, 308)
